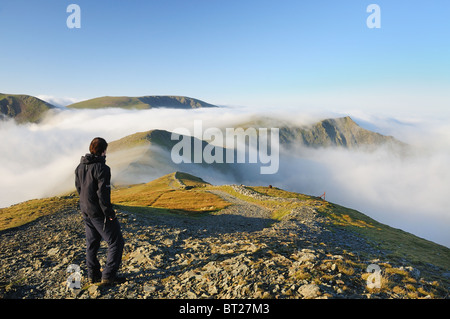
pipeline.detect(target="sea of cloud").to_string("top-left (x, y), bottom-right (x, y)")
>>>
top-left (0, 106), bottom-right (449, 247)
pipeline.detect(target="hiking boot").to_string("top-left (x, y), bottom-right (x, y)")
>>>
top-left (88, 271), bottom-right (102, 284)
top-left (88, 276), bottom-right (101, 284)
top-left (101, 275), bottom-right (127, 285)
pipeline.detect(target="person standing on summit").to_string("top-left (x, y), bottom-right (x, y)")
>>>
top-left (75, 137), bottom-right (125, 285)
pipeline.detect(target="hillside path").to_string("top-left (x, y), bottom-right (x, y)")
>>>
top-left (206, 189), bottom-right (272, 219)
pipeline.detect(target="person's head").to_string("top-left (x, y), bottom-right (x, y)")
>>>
top-left (89, 137), bottom-right (108, 156)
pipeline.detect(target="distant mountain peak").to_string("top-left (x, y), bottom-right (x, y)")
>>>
top-left (0, 93), bottom-right (57, 123)
top-left (237, 115), bottom-right (405, 150)
top-left (276, 116), bottom-right (406, 150)
top-left (67, 95), bottom-right (218, 109)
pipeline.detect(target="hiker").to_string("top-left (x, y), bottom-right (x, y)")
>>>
top-left (75, 137), bottom-right (125, 285)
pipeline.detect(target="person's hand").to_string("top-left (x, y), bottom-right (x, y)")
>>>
top-left (109, 209), bottom-right (118, 221)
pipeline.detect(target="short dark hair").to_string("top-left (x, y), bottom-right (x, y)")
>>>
top-left (89, 137), bottom-right (108, 156)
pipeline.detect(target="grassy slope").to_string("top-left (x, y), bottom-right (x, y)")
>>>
top-left (67, 96), bottom-right (148, 109)
top-left (0, 93), bottom-right (55, 123)
top-left (106, 130), bottom-right (232, 177)
top-left (66, 95), bottom-right (217, 109)
top-left (111, 172), bottom-right (230, 216)
top-left (0, 196), bottom-right (78, 231)
top-left (107, 129), bottom-right (176, 152)
top-left (0, 172), bottom-right (229, 230)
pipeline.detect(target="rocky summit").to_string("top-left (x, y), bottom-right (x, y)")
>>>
top-left (0, 174), bottom-right (449, 300)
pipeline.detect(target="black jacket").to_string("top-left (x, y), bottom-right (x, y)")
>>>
top-left (75, 154), bottom-right (115, 219)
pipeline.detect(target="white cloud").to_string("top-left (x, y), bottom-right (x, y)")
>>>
top-left (0, 107), bottom-right (449, 247)
top-left (36, 95), bottom-right (81, 107)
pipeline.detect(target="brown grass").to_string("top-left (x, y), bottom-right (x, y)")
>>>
top-left (0, 196), bottom-right (78, 231)
top-left (111, 172), bottom-right (230, 215)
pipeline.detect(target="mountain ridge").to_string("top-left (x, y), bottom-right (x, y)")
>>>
top-left (0, 93), bottom-right (57, 123)
top-left (107, 117), bottom-right (406, 153)
top-left (0, 171), bottom-right (448, 299)
top-left (66, 95), bottom-right (218, 109)
top-left (104, 116), bottom-right (408, 188)
top-left (0, 93), bottom-right (218, 123)
top-left (106, 129), bottom-right (234, 186)
top-left (241, 115), bottom-right (406, 150)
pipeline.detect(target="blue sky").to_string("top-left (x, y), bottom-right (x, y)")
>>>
top-left (1, 0), bottom-right (449, 116)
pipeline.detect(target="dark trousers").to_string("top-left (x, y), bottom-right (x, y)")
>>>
top-left (83, 215), bottom-right (125, 280)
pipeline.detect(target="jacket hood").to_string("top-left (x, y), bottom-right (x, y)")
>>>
top-left (80, 153), bottom-right (106, 165)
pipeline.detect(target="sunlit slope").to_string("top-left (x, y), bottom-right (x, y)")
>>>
top-left (111, 172), bottom-right (230, 215)
top-left (0, 196), bottom-right (78, 231)
top-left (66, 95), bottom-right (218, 109)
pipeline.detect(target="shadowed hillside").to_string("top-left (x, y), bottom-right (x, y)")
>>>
top-left (106, 129), bottom-right (235, 186)
top-left (0, 93), bottom-right (57, 123)
top-left (239, 116), bottom-right (406, 150)
top-left (104, 116), bottom-right (409, 189)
